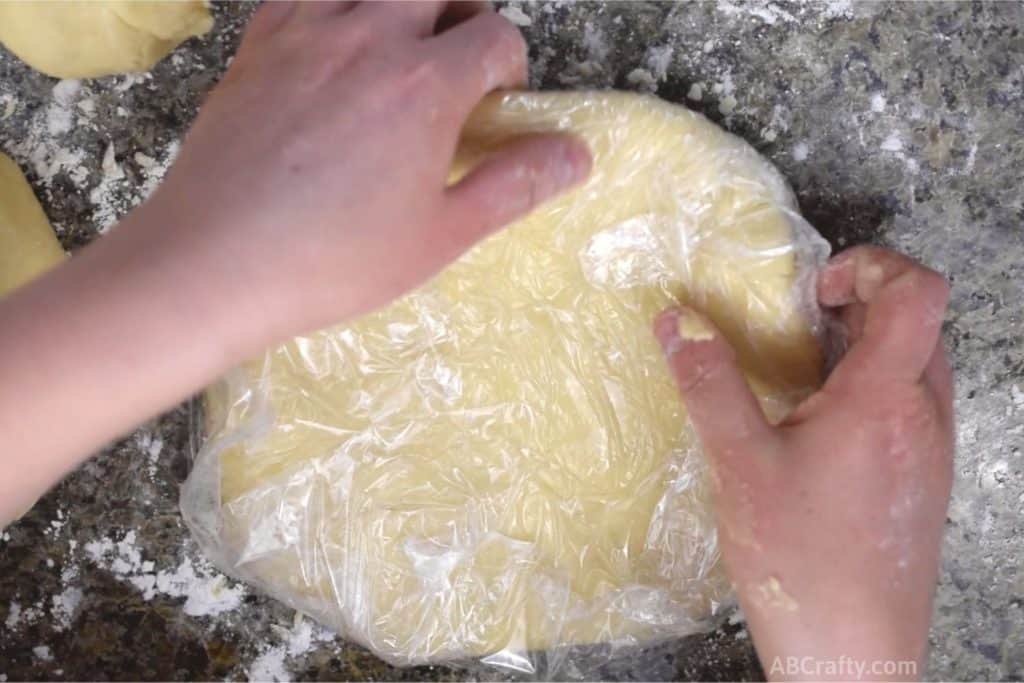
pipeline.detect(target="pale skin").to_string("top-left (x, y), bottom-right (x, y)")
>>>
top-left (0, 2), bottom-right (952, 681)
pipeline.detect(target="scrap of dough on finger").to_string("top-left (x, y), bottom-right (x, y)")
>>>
top-left (0, 1), bottom-right (213, 80)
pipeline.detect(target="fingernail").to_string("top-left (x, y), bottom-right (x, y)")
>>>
top-left (557, 138), bottom-right (592, 188)
top-left (827, 249), bottom-right (855, 268)
top-left (855, 262), bottom-right (885, 302)
top-left (817, 255), bottom-right (857, 307)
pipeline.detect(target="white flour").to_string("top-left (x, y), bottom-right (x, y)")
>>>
top-left (84, 530), bottom-right (245, 617)
top-left (90, 138), bottom-right (178, 232)
top-left (50, 566), bottom-right (82, 632)
top-left (137, 430), bottom-right (165, 479)
top-left (498, 4), bottom-right (532, 27)
top-left (32, 645), bottom-right (53, 662)
top-left (248, 613), bottom-right (336, 683)
top-left (1, 77), bottom-right (179, 236)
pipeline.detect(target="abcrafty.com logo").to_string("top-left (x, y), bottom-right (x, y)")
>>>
top-left (769, 655), bottom-right (918, 680)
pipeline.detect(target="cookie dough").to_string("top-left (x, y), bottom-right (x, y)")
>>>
top-left (183, 91), bottom-right (828, 668)
top-left (0, 1), bottom-right (212, 80)
top-left (0, 153), bottom-right (64, 296)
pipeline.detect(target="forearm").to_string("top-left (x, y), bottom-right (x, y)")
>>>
top-left (0, 206), bottom-right (255, 523)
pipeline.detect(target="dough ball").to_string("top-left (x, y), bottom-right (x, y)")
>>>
top-left (0, 1), bottom-right (212, 80)
top-left (183, 91), bottom-right (829, 670)
top-left (0, 153), bottom-right (65, 297)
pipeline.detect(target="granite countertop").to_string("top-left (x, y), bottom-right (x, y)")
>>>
top-left (1, 1), bottom-right (1022, 680)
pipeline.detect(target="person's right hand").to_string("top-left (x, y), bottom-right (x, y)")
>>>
top-left (136, 1), bottom-right (590, 356)
top-left (654, 246), bottom-right (953, 681)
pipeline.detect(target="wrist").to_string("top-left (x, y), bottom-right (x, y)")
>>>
top-left (743, 596), bottom-right (926, 681)
top-left (112, 198), bottom-right (283, 366)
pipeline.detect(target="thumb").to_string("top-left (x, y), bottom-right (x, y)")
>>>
top-left (653, 307), bottom-right (777, 463)
top-left (443, 133), bottom-right (591, 248)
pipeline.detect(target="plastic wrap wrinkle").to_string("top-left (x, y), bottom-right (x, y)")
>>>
top-left (182, 90), bottom-right (829, 676)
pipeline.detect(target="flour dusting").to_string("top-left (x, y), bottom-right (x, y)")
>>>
top-left (1, 78), bottom-right (179, 236)
top-left (880, 132), bottom-right (904, 152)
top-left (32, 645), bottom-right (53, 663)
top-left (85, 530), bottom-right (245, 617)
top-left (7, 83), bottom-right (86, 193)
top-left (90, 138), bottom-right (178, 232)
top-left (248, 613), bottom-right (336, 683)
top-left (137, 431), bottom-right (165, 479)
top-left (716, 0), bottom-right (796, 26)
top-left (50, 566), bottom-right (83, 632)
top-left (498, 4), bottom-right (532, 27)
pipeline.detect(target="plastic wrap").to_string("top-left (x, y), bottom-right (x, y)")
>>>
top-left (182, 91), bottom-right (829, 677)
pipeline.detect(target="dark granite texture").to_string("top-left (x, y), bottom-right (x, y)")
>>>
top-left (0, 1), bottom-right (1022, 680)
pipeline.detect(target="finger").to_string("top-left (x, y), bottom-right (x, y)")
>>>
top-left (923, 345), bottom-right (953, 422)
top-left (653, 307), bottom-right (777, 463)
top-left (443, 133), bottom-right (590, 251)
top-left (819, 246), bottom-right (949, 385)
top-left (817, 245), bottom-right (917, 308)
top-left (244, 1), bottom-right (298, 41)
top-left (351, 1), bottom-right (446, 37)
top-left (297, 0), bottom-right (357, 19)
top-left (428, 10), bottom-right (528, 112)
top-left (839, 301), bottom-right (866, 345)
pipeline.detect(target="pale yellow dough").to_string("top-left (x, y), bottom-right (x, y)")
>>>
top-left (185, 91), bottom-right (827, 667)
top-left (0, 1), bottom-right (212, 80)
top-left (0, 153), bottom-right (64, 296)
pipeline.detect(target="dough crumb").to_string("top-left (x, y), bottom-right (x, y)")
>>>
top-left (687, 83), bottom-right (704, 101)
top-left (498, 4), bottom-right (532, 27)
top-left (880, 132), bottom-right (903, 152)
top-left (677, 310), bottom-right (715, 342)
top-left (626, 68), bottom-right (657, 91)
top-left (718, 95), bottom-right (738, 115)
top-left (755, 576), bottom-right (799, 612)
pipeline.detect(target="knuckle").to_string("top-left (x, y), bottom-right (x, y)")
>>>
top-left (906, 267), bottom-right (950, 321)
top-left (921, 267), bottom-right (950, 303)
top-left (389, 53), bottom-right (447, 97)
top-left (480, 14), bottom-right (527, 67)
top-left (356, 52), bottom-right (446, 112)
top-left (320, 13), bottom-right (374, 51)
top-left (491, 14), bottom-right (528, 53)
top-left (408, 57), bottom-right (447, 91)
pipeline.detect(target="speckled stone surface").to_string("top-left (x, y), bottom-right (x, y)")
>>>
top-left (0, 1), bottom-right (1021, 680)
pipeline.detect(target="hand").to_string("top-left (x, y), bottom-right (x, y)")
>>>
top-left (0, 2), bottom-right (591, 523)
top-left (654, 246), bottom-right (953, 681)
top-left (141, 0), bottom-right (590, 354)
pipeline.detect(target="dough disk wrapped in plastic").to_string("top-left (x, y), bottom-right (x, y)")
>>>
top-left (183, 91), bottom-right (828, 675)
